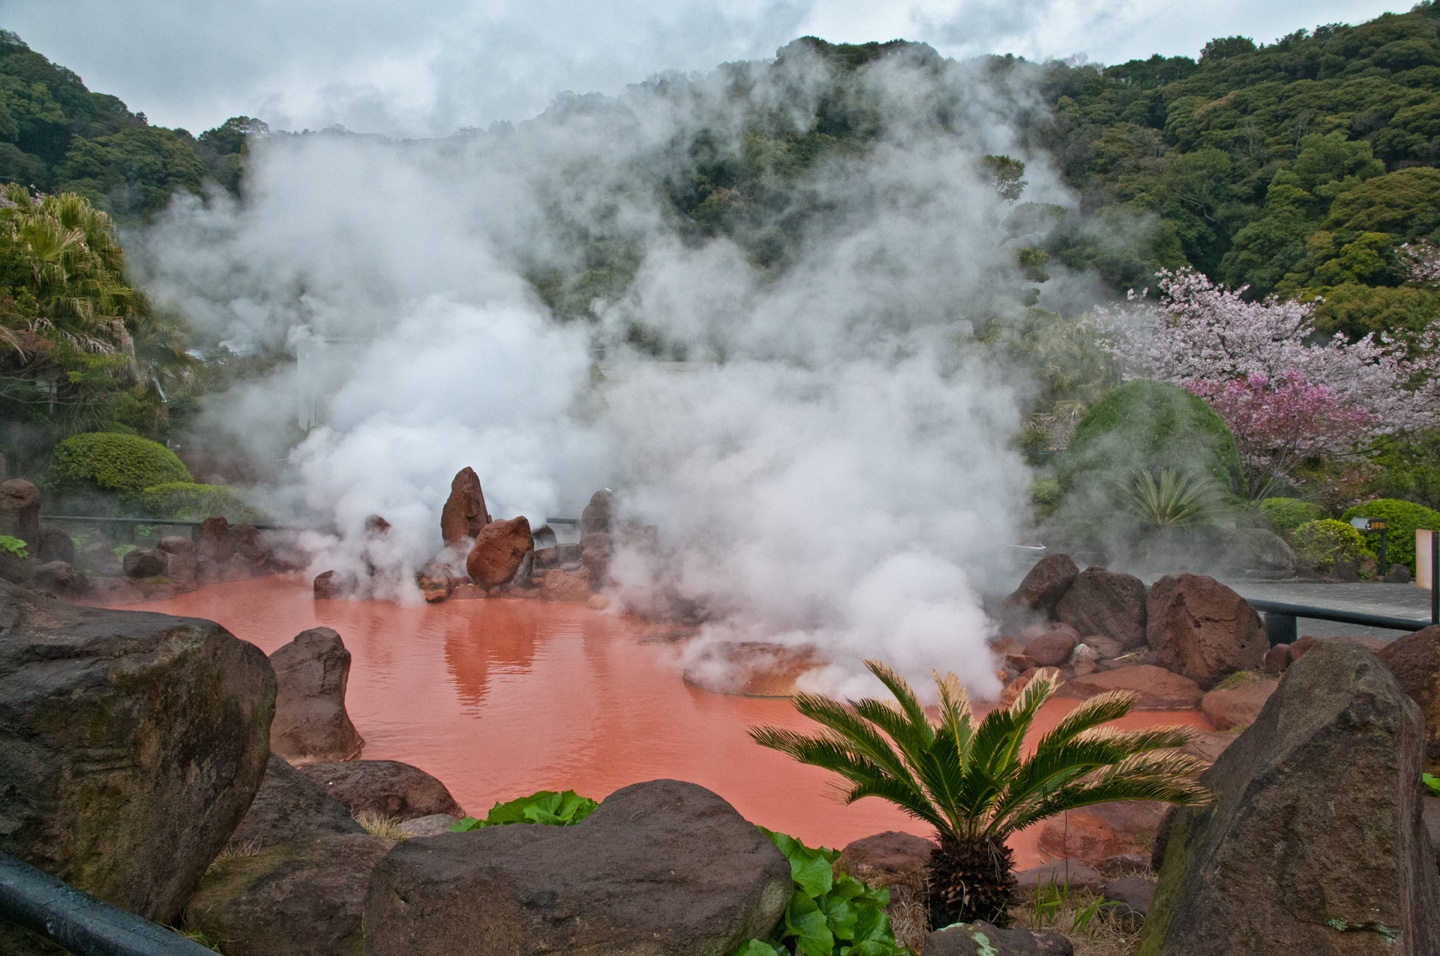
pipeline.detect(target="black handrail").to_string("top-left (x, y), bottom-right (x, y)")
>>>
top-left (39, 515), bottom-right (293, 531)
top-left (1245, 598), bottom-right (1431, 646)
top-left (0, 852), bottom-right (213, 956)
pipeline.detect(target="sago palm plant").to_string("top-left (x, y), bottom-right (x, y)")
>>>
top-left (750, 660), bottom-right (1208, 929)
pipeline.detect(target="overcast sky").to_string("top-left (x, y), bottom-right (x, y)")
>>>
top-left (1, 0), bottom-right (1414, 136)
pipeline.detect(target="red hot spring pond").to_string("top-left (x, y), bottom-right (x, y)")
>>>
top-left (106, 578), bottom-right (1211, 867)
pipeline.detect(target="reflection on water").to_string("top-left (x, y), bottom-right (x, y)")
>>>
top-left (108, 578), bottom-right (1211, 864)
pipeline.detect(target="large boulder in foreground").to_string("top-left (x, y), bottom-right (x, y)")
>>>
top-left (185, 834), bottom-right (394, 956)
top-left (269, 627), bottom-right (365, 763)
top-left (1139, 641), bottom-right (1440, 955)
top-left (440, 466), bottom-right (489, 546)
top-left (465, 516), bottom-right (533, 589)
top-left (227, 754), bottom-right (365, 851)
top-left (297, 759), bottom-right (464, 821)
top-left (1146, 574), bottom-right (1267, 690)
top-left (1054, 567), bottom-right (1147, 650)
top-left (1378, 626), bottom-right (1440, 774)
top-left (363, 779), bottom-right (792, 956)
top-left (0, 581), bottom-right (275, 935)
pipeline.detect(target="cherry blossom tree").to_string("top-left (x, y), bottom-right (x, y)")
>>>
top-left (1095, 268), bottom-right (1440, 495)
top-left (1400, 242), bottom-right (1440, 285)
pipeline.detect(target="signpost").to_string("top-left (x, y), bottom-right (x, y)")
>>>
top-left (1351, 517), bottom-right (1388, 572)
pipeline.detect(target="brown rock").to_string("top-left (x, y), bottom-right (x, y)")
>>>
top-left (298, 759), bottom-right (464, 821)
top-left (1054, 567), bottom-right (1147, 649)
top-left (1263, 642), bottom-right (1290, 674)
top-left (581, 531), bottom-right (613, 584)
top-left (683, 642), bottom-right (821, 697)
top-left (1146, 573), bottom-right (1267, 689)
top-left (840, 830), bottom-right (937, 880)
top-left (314, 570), bottom-right (338, 599)
top-left (227, 753), bottom-right (366, 851)
top-left (34, 560), bottom-right (88, 599)
top-left (35, 525), bottom-right (74, 565)
top-left (197, 516), bottom-right (233, 569)
top-left (1038, 812), bottom-right (1118, 863)
top-left (1023, 629), bottom-right (1078, 667)
top-left (157, 535), bottom-right (195, 557)
top-left (219, 554), bottom-right (253, 581)
top-left (541, 567), bottom-right (592, 602)
top-left (122, 547), bottom-right (167, 578)
top-left (580, 489), bottom-right (614, 537)
top-left (1379, 625), bottom-right (1440, 773)
top-left (1288, 634), bottom-right (1319, 661)
top-left (87, 575), bottom-right (146, 605)
top-left (0, 478), bottom-right (40, 544)
top-left (1014, 860), bottom-right (1105, 895)
top-left (269, 627), bottom-right (365, 764)
top-left (450, 583), bottom-right (487, 600)
top-left (440, 467), bottom-right (490, 546)
top-left (1200, 678), bottom-right (1278, 731)
top-left (466, 516), bottom-right (533, 589)
top-left (1003, 553), bottom-right (1079, 617)
top-left (924, 921), bottom-right (1075, 956)
top-left (1082, 634), bottom-right (1125, 660)
top-left (1057, 664), bottom-right (1203, 710)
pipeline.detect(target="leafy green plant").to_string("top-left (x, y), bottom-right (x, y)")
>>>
top-left (1423, 773), bottom-right (1440, 798)
top-left (111, 543), bottom-right (138, 561)
top-left (1031, 873), bottom-right (1112, 936)
top-left (732, 828), bottom-right (905, 956)
top-left (1340, 498), bottom-right (1440, 573)
top-left (750, 660), bottom-right (1208, 929)
top-left (0, 535), bottom-right (28, 559)
top-left (1259, 497), bottom-right (1325, 539)
top-left (449, 789), bottom-right (599, 831)
top-left (1290, 518), bottom-right (1374, 571)
top-left (140, 481), bottom-right (265, 523)
top-left (44, 432), bottom-right (192, 499)
top-left (1123, 468), bottom-right (1217, 529)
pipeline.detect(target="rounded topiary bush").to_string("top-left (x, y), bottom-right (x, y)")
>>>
top-left (140, 482), bottom-right (264, 523)
top-left (1340, 498), bottom-right (1440, 573)
top-left (1259, 498), bottom-right (1325, 540)
top-left (1291, 519), bottom-right (1374, 571)
top-left (45, 433), bottom-right (193, 500)
top-left (1061, 380), bottom-right (1244, 493)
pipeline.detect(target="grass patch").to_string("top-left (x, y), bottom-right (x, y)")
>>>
top-left (354, 811), bottom-right (410, 841)
top-left (1007, 881), bottom-right (1142, 956)
top-left (205, 839), bottom-right (260, 875)
top-left (171, 926), bottom-right (223, 953)
top-left (1212, 670), bottom-right (1259, 692)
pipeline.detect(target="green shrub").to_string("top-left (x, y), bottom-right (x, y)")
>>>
top-left (1340, 498), bottom-right (1440, 573)
top-left (1061, 380), bottom-right (1243, 493)
top-left (0, 535), bottom-right (28, 559)
top-left (1291, 519), bottom-right (1374, 571)
top-left (45, 433), bottom-right (192, 500)
top-left (1259, 498), bottom-right (1325, 539)
top-left (140, 482), bottom-right (265, 523)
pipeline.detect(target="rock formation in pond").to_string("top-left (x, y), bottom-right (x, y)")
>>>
top-left (227, 754), bottom-right (366, 850)
top-left (185, 833), bottom-right (395, 956)
top-left (0, 581), bottom-right (275, 944)
top-left (0, 478), bottom-right (40, 544)
top-left (1146, 573), bottom-right (1267, 690)
top-left (579, 488), bottom-right (614, 585)
top-left (363, 779), bottom-right (792, 956)
top-left (466, 516), bottom-right (533, 589)
top-left (1139, 640), bottom-right (1440, 955)
top-left (440, 466), bottom-right (490, 546)
top-left (269, 627), bottom-right (365, 763)
top-left (1054, 567), bottom-right (1147, 650)
top-left (1001, 552), bottom-right (1079, 621)
top-left (297, 759), bottom-right (464, 821)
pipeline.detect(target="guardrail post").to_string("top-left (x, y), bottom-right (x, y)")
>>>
top-left (1263, 611), bottom-right (1297, 647)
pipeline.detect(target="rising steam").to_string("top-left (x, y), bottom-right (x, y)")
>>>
top-left (136, 43), bottom-right (1087, 697)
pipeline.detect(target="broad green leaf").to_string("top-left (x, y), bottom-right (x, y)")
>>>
top-left (818, 894), bottom-right (858, 941)
top-left (733, 940), bottom-right (789, 956)
top-left (785, 892), bottom-right (834, 956)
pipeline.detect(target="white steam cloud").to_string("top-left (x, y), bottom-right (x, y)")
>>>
top-left (136, 46), bottom-right (1079, 697)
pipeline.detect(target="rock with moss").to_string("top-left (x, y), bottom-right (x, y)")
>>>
top-left (1139, 641), bottom-right (1440, 955)
top-left (0, 581), bottom-right (275, 952)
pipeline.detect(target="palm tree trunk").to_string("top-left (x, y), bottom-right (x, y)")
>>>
top-left (925, 833), bottom-right (1017, 929)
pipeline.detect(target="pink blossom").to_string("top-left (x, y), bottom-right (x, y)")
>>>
top-left (1400, 242), bottom-right (1440, 285)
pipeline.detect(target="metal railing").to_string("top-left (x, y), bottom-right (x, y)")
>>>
top-left (0, 852), bottom-right (212, 956)
top-left (1247, 598), bottom-right (1433, 646)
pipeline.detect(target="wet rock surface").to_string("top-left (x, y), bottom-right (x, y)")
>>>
top-left (440, 466), bottom-right (489, 546)
top-left (1054, 568), bottom-right (1147, 650)
top-left (0, 581), bottom-right (275, 934)
top-left (363, 779), bottom-right (792, 956)
top-left (466, 516), bottom-right (533, 589)
top-left (297, 759), bottom-right (464, 821)
top-left (1146, 574), bottom-right (1267, 690)
top-left (269, 627), bottom-right (365, 763)
top-left (1003, 553), bottom-right (1079, 618)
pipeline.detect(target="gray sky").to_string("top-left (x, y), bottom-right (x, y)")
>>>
top-left (0, 0), bottom-right (1412, 136)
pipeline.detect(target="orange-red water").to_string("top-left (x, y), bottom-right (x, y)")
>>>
top-left (108, 579), bottom-right (1210, 865)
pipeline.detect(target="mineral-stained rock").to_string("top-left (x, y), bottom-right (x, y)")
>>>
top-left (1199, 678), bottom-right (1277, 731)
top-left (197, 515), bottom-right (233, 571)
top-left (0, 581), bottom-right (275, 937)
top-left (298, 759), bottom-right (463, 821)
top-left (1023, 628), bottom-right (1078, 668)
top-left (269, 628), bottom-right (364, 764)
top-left (580, 489), bottom-right (614, 537)
top-left (580, 530), bottom-right (613, 583)
top-left (840, 830), bottom-right (937, 879)
top-left (466, 516), bottom-right (533, 589)
top-left (923, 921), bottom-right (1074, 956)
top-left (1039, 801), bottom-right (1169, 864)
top-left (1056, 664), bottom-right (1203, 710)
top-left (1146, 574), bottom-right (1267, 690)
top-left (35, 525), bottom-right (74, 565)
top-left (540, 567), bottom-right (591, 602)
top-left (230, 523), bottom-right (266, 562)
top-left (363, 779), bottom-right (792, 956)
top-left (1003, 553), bottom-right (1079, 617)
top-left (0, 478), bottom-right (40, 544)
top-left (185, 834), bottom-right (394, 956)
top-left (1379, 626), bottom-right (1440, 774)
top-left (122, 546), bottom-right (167, 578)
top-left (227, 754), bottom-right (365, 850)
top-left (1139, 641), bottom-right (1440, 955)
top-left (1054, 568), bottom-right (1147, 650)
top-left (440, 467), bottom-right (490, 546)
top-left (34, 560), bottom-right (88, 599)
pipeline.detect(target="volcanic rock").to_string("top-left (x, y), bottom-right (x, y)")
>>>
top-left (397, 814), bottom-right (463, 838)
top-left (1056, 664), bottom-right (1203, 710)
top-left (0, 478), bottom-right (40, 544)
top-left (157, 534), bottom-right (195, 557)
top-left (1003, 553), bottom-right (1079, 617)
top-left (1022, 628), bottom-right (1078, 667)
top-left (121, 546), bottom-right (166, 578)
top-left (1014, 861), bottom-right (1105, 895)
top-left (298, 759), bottom-right (464, 821)
top-left (220, 554), bottom-right (254, 581)
top-left (197, 515), bottom-right (234, 571)
top-left (88, 575), bottom-right (145, 604)
top-left (34, 560), bottom-right (87, 599)
top-left (1146, 573), bottom-right (1267, 689)
top-left (1199, 677), bottom-right (1277, 731)
top-left (1039, 801), bottom-right (1169, 864)
top-left (466, 516), bottom-right (533, 589)
top-left (1140, 641), bottom-right (1440, 955)
top-left (1378, 625), bottom-right (1440, 773)
top-left (1102, 876), bottom-right (1156, 925)
top-left (0, 581), bottom-right (275, 934)
top-left (449, 583), bottom-right (486, 600)
top-left (540, 567), bottom-right (591, 602)
top-left (363, 779), bottom-right (792, 956)
top-left (580, 530), bottom-right (613, 583)
top-left (1054, 568), bottom-right (1147, 649)
top-left (1389, 564), bottom-right (1414, 584)
top-left (227, 754), bottom-right (366, 851)
top-left (185, 834), bottom-right (394, 956)
top-left (269, 627), bottom-right (365, 763)
top-left (440, 466), bottom-right (490, 546)
top-left (230, 523), bottom-right (266, 562)
top-left (840, 831), bottom-right (938, 879)
top-left (580, 488), bottom-right (614, 537)
top-left (35, 525), bottom-right (74, 565)
top-left (923, 921), bottom-right (1074, 956)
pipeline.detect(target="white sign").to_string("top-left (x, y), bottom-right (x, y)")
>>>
top-left (1420, 529), bottom-right (1434, 592)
